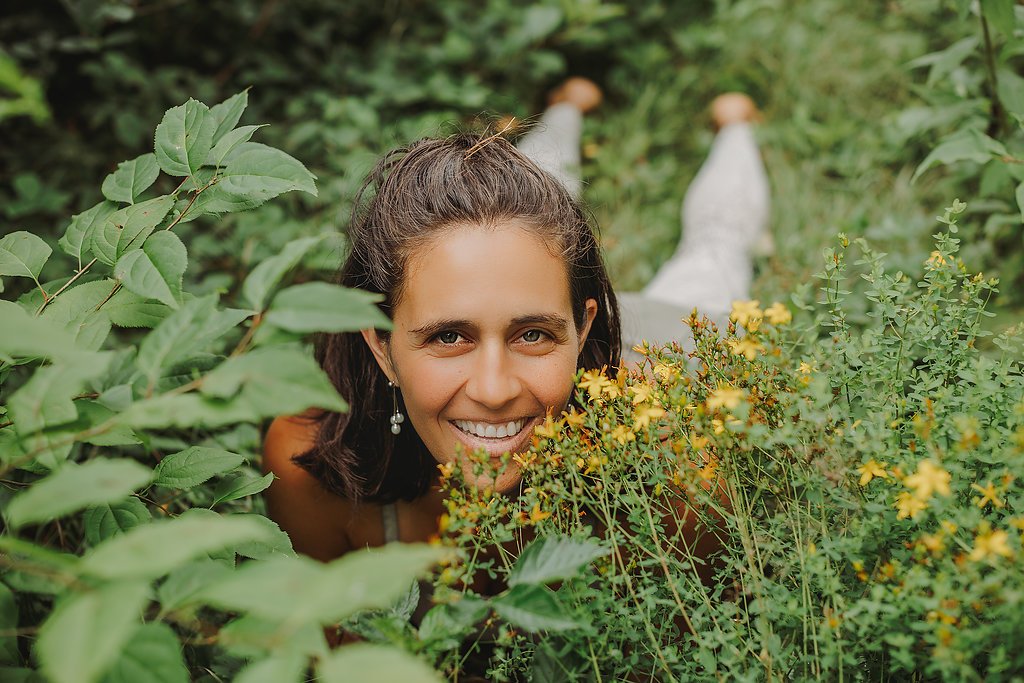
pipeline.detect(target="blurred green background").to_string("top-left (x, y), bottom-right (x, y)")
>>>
top-left (2, 0), bottom-right (1022, 335)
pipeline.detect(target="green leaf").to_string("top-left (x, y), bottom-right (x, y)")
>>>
top-left (83, 498), bottom-right (152, 546)
top-left (418, 596), bottom-right (490, 649)
top-left (209, 90), bottom-right (249, 144)
top-left (1016, 180), bottom-right (1024, 222)
top-left (101, 153), bottom-right (160, 204)
top-left (199, 143), bottom-right (317, 214)
top-left (153, 446), bottom-right (245, 489)
top-left (232, 514), bottom-right (295, 560)
top-left (211, 471), bottom-right (275, 506)
top-left (156, 559), bottom-right (233, 611)
top-left (113, 231), bottom-right (187, 308)
top-left (77, 400), bottom-right (142, 447)
top-left (491, 584), bottom-right (583, 632)
top-left (0, 231), bottom-right (51, 282)
top-left (80, 513), bottom-right (274, 580)
top-left (99, 622), bottom-right (188, 683)
top-left (0, 582), bottom-right (18, 665)
top-left (507, 536), bottom-right (607, 587)
top-left (209, 124), bottom-right (266, 168)
top-left (154, 98), bottom-right (216, 177)
top-left (36, 581), bottom-right (150, 683)
top-left (92, 196), bottom-right (175, 266)
top-left (319, 644), bottom-right (442, 683)
top-left (6, 458), bottom-right (152, 529)
top-left (105, 288), bottom-right (172, 328)
top-left (0, 668), bottom-right (46, 683)
top-left (200, 345), bottom-right (347, 415)
top-left (234, 653), bottom-right (307, 683)
top-left (912, 129), bottom-right (1009, 182)
top-left (59, 201), bottom-right (117, 264)
top-left (136, 295), bottom-right (217, 388)
top-left (981, 0), bottom-right (1016, 37)
top-left (266, 282), bottom-right (390, 333)
top-left (0, 300), bottom-right (82, 363)
top-left (198, 544), bottom-right (444, 623)
top-left (241, 235), bottom-right (323, 310)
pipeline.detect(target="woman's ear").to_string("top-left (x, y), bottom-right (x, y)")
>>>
top-left (361, 329), bottom-right (396, 382)
top-left (577, 298), bottom-right (599, 348)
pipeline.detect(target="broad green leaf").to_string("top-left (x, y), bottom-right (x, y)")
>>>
top-left (418, 596), bottom-right (490, 649)
top-left (241, 235), bottom-right (322, 310)
top-left (80, 514), bottom-right (274, 580)
top-left (318, 644), bottom-right (442, 683)
top-left (0, 300), bottom-right (81, 363)
top-left (91, 196), bottom-right (175, 266)
top-left (0, 537), bottom-right (80, 572)
top-left (156, 559), bottom-right (233, 611)
top-left (113, 231), bottom-right (187, 308)
top-left (101, 153), bottom-right (160, 204)
top-left (84, 498), bottom-right (152, 546)
top-left (491, 584), bottom-right (583, 632)
top-left (234, 653), bottom-right (307, 683)
top-left (266, 282), bottom-right (390, 333)
top-left (200, 345), bottom-right (347, 415)
top-left (199, 143), bottom-right (317, 214)
top-left (154, 98), bottom-right (216, 177)
top-left (77, 400), bottom-right (142, 446)
top-left (0, 582), bottom-right (18, 665)
top-left (136, 295), bottom-right (217, 388)
top-left (209, 90), bottom-right (249, 144)
top-left (6, 458), bottom-right (152, 529)
top-left (209, 124), bottom-right (266, 168)
top-left (38, 279), bottom-right (115, 350)
top-left (1017, 180), bottom-right (1024, 222)
top-left (100, 622), bottom-right (188, 683)
top-left (507, 536), bottom-right (608, 587)
top-left (233, 514), bottom-right (295, 560)
top-left (36, 581), bottom-right (150, 683)
top-left (211, 471), bottom-right (274, 506)
top-left (912, 129), bottom-right (1009, 182)
top-left (105, 288), bottom-right (171, 328)
top-left (153, 446), bottom-right (245, 489)
top-left (981, 0), bottom-right (1016, 37)
top-left (0, 668), bottom-right (46, 682)
top-left (198, 544), bottom-right (443, 623)
top-left (59, 201), bottom-right (117, 264)
top-left (0, 231), bottom-right (50, 282)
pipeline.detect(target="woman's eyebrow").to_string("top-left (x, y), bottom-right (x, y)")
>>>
top-left (409, 314), bottom-right (570, 338)
top-left (409, 319), bottom-right (473, 338)
top-left (511, 314), bottom-right (570, 333)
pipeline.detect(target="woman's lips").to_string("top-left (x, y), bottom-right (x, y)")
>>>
top-left (447, 416), bottom-right (540, 456)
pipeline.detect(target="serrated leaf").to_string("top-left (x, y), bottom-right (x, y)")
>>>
top-left (101, 153), bottom-right (160, 204)
top-left (59, 201), bottom-right (117, 264)
top-left (153, 446), bottom-right (245, 489)
top-left (105, 288), bottom-right (172, 328)
top-left (233, 514), bottom-right (295, 560)
top-left (209, 124), bottom-right (266, 168)
top-left (77, 400), bottom-right (141, 446)
top-left (265, 282), bottom-right (390, 333)
top-left (154, 98), bottom-right (216, 177)
top-left (36, 581), bottom-right (150, 683)
top-left (211, 471), bottom-right (274, 506)
top-left (912, 129), bottom-right (1009, 182)
top-left (80, 514), bottom-right (274, 580)
top-left (136, 295), bottom-right (218, 389)
top-left (199, 143), bottom-right (317, 214)
top-left (418, 596), bottom-right (490, 649)
top-left (507, 536), bottom-right (608, 587)
top-left (241, 235), bottom-right (323, 310)
top-left (156, 559), bottom-right (233, 611)
top-left (84, 498), bottom-right (152, 546)
top-left (318, 644), bottom-right (442, 683)
top-left (200, 345), bottom-right (346, 415)
top-left (209, 90), bottom-right (249, 144)
top-left (99, 622), bottom-right (188, 683)
top-left (0, 231), bottom-right (51, 282)
top-left (6, 458), bottom-right (152, 529)
top-left (491, 584), bottom-right (583, 632)
top-left (0, 299), bottom-right (82, 363)
top-left (92, 196), bottom-right (175, 266)
top-left (114, 231), bottom-right (187, 308)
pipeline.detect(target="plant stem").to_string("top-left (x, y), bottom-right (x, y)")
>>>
top-left (35, 258), bottom-right (99, 316)
top-left (980, 14), bottom-right (1009, 138)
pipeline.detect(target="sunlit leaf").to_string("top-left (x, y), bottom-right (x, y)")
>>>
top-left (507, 536), bottom-right (607, 587)
top-left (154, 98), bottom-right (216, 177)
top-left (113, 231), bottom-right (187, 308)
top-left (152, 446), bottom-right (246, 489)
top-left (241, 235), bottom-right (322, 310)
top-left (0, 231), bottom-right (51, 282)
top-left (101, 153), bottom-right (160, 204)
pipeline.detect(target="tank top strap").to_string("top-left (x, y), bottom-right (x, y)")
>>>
top-left (381, 502), bottom-right (400, 544)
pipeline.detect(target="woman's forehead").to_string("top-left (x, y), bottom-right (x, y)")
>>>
top-left (397, 223), bottom-right (573, 325)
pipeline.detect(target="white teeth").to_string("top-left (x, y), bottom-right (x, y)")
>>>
top-left (455, 419), bottom-right (526, 439)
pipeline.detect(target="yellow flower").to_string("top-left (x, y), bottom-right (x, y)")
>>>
top-left (1010, 517), bottom-right (1024, 531)
top-left (968, 527), bottom-right (1013, 562)
top-left (528, 504), bottom-right (551, 525)
top-left (919, 532), bottom-right (945, 554)
top-left (611, 424), bottom-right (635, 444)
top-left (730, 300), bottom-right (763, 328)
top-left (940, 520), bottom-right (958, 535)
top-left (857, 459), bottom-right (889, 486)
top-left (728, 336), bottom-right (764, 361)
top-left (895, 491), bottom-right (928, 520)
top-left (562, 408), bottom-right (586, 429)
top-left (926, 250), bottom-right (948, 267)
top-left (711, 418), bottom-right (725, 435)
top-left (511, 451), bottom-right (536, 469)
top-left (534, 414), bottom-right (560, 439)
top-left (690, 433), bottom-right (709, 450)
top-left (798, 361), bottom-right (815, 375)
top-left (706, 384), bottom-right (746, 412)
top-left (438, 461), bottom-right (456, 480)
top-left (697, 457), bottom-right (717, 481)
top-left (764, 302), bottom-right (792, 325)
top-left (579, 369), bottom-right (612, 400)
top-left (904, 460), bottom-right (952, 500)
top-left (632, 404), bottom-right (666, 432)
top-left (629, 383), bottom-right (655, 405)
top-left (971, 480), bottom-right (1005, 509)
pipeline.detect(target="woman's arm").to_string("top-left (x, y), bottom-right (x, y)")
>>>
top-left (263, 414), bottom-right (354, 562)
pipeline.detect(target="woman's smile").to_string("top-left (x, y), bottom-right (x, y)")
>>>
top-left (448, 416), bottom-right (539, 455)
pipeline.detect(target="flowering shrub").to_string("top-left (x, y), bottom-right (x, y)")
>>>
top-left (415, 201), bottom-right (1024, 681)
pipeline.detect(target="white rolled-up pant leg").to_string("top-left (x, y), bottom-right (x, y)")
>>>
top-left (516, 103), bottom-right (583, 198)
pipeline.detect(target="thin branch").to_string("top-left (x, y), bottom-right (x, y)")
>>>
top-left (36, 258), bottom-right (99, 316)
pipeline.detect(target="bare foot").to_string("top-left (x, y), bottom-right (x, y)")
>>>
top-left (710, 92), bottom-right (761, 129)
top-left (549, 77), bottom-right (603, 114)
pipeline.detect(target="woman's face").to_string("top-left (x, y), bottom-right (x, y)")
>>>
top-left (364, 223), bottom-right (597, 493)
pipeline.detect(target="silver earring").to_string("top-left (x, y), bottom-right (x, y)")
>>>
top-left (388, 380), bottom-right (405, 435)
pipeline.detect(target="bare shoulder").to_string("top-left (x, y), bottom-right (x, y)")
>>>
top-left (263, 412), bottom-right (354, 562)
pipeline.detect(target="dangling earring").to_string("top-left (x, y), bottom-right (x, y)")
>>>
top-left (388, 380), bottom-right (405, 435)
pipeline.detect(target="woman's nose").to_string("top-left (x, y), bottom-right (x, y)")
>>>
top-left (464, 345), bottom-right (523, 409)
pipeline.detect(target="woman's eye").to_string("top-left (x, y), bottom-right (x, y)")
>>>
top-left (521, 329), bottom-right (544, 343)
top-left (436, 331), bottom-right (461, 344)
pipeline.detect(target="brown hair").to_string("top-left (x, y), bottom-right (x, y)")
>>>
top-left (294, 132), bottom-right (621, 503)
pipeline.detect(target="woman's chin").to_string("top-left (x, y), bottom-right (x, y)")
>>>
top-left (457, 459), bottom-right (523, 495)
